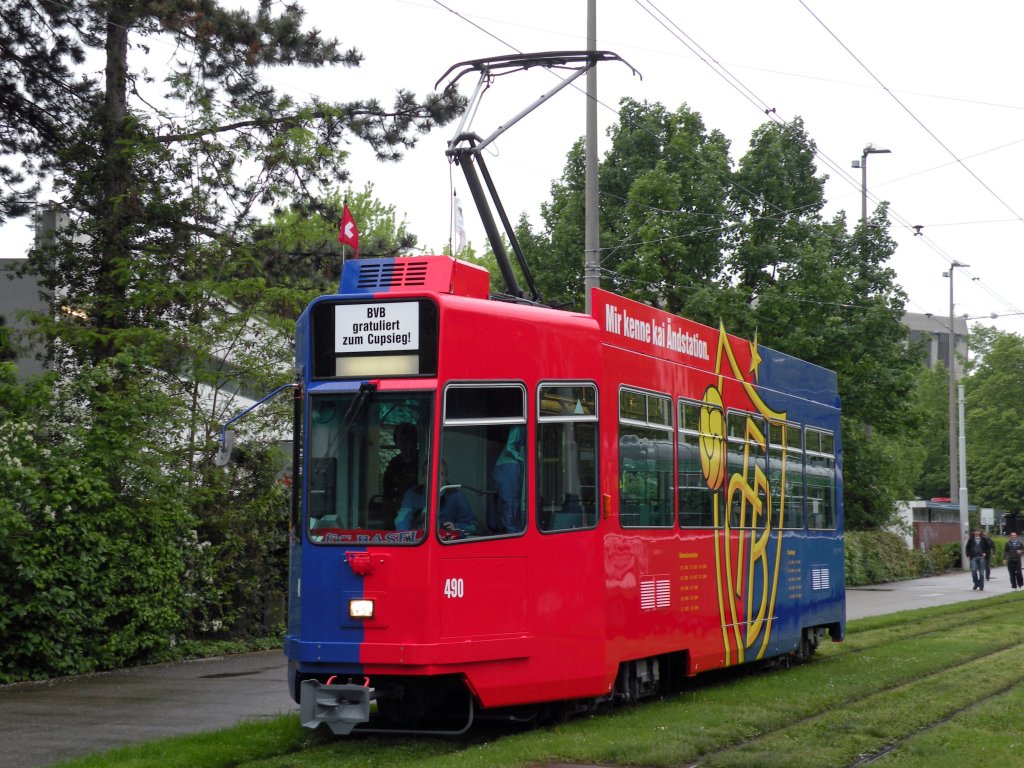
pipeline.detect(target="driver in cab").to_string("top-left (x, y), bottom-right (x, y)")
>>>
top-left (395, 460), bottom-right (478, 536)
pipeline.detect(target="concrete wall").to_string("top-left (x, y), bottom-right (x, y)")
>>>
top-left (912, 521), bottom-right (961, 551)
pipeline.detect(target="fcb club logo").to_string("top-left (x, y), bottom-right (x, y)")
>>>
top-left (701, 325), bottom-right (788, 665)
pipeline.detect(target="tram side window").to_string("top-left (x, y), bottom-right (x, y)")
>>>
top-left (619, 389), bottom-right (674, 528)
top-left (678, 399), bottom-right (719, 527)
top-left (441, 384), bottom-right (528, 540)
top-left (538, 383), bottom-right (598, 532)
top-left (769, 421), bottom-right (805, 529)
top-left (805, 428), bottom-right (836, 530)
top-left (726, 410), bottom-right (768, 529)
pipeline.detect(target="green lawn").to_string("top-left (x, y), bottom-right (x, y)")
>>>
top-left (54, 596), bottom-right (1024, 768)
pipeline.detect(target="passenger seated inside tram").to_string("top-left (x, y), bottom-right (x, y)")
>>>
top-left (490, 425), bottom-right (525, 533)
top-left (395, 461), bottom-right (478, 535)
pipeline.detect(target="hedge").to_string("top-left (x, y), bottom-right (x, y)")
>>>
top-left (844, 529), bottom-right (961, 586)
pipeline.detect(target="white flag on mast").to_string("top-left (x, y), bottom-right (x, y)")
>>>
top-left (453, 194), bottom-right (466, 252)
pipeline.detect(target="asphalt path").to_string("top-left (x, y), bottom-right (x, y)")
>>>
top-left (1, 568), bottom-right (1009, 768)
top-left (1, 651), bottom-right (298, 768)
top-left (845, 567), bottom-right (1012, 620)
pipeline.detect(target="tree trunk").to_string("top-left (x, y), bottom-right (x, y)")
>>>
top-left (96, 1), bottom-right (132, 361)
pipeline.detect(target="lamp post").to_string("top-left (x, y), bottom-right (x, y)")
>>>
top-left (584, 0), bottom-right (599, 313)
top-left (851, 144), bottom-right (891, 224)
top-left (944, 260), bottom-right (969, 566)
top-left (945, 261), bottom-right (968, 504)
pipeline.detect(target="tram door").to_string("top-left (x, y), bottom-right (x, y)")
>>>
top-left (436, 384), bottom-right (530, 639)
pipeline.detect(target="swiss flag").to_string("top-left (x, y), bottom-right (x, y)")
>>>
top-left (338, 204), bottom-right (359, 257)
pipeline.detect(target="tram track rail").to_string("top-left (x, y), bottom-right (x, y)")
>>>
top-left (680, 637), bottom-right (1024, 767)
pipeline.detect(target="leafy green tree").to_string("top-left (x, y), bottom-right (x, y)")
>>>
top-left (729, 118), bottom-right (826, 301)
top-left (0, 1), bottom-right (93, 223)
top-left (256, 184), bottom-right (424, 307)
top-left (0, 0), bottom-right (463, 677)
top-left (0, 361), bottom-right (191, 680)
top-left (25, 0), bottom-right (460, 366)
top-left (0, 315), bottom-right (15, 362)
top-left (964, 324), bottom-right (999, 372)
top-left (753, 209), bottom-right (917, 431)
top-left (528, 99), bottom-right (733, 314)
top-left (964, 330), bottom-right (1024, 512)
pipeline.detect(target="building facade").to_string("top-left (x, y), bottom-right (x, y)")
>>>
top-left (903, 311), bottom-right (970, 380)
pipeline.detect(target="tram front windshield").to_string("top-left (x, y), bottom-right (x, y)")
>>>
top-left (307, 391), bottom-right (432, 543)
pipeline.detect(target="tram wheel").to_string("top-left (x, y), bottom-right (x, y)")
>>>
top-left (793, 631), bottom-right (818, 663)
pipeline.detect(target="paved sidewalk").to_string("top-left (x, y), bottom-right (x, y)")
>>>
top-left (847, 567), bottom-right (1013, 620)
top-left (0, 651), bottom-right (296, 768)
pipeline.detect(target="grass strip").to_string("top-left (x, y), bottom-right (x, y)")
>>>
top-left (825, 594), bottom-right (1015, 656)
top-left (872, 679), bottom-right (1024, 767)
top-left (700, 636), bottom-right (1024, 766)
top-left (50, 717), bottom-right (316, 768)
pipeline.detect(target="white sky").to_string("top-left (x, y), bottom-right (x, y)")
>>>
top-left (6, 1), bottom-right (1024, 335)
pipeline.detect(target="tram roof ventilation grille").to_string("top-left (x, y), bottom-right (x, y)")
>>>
top-left (353, 260), bottom-right (429, 289)
top-left (338, 256), bottom-right (490, 298)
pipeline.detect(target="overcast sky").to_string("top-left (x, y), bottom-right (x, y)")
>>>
top-left (7, 1), bottom-right (1024, 336)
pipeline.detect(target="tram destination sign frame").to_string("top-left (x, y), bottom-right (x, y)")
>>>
top-left (309, 298), bottom-right (439, 379)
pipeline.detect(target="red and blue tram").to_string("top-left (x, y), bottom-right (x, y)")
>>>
top-left (286, 254), bottom-right (844, 734)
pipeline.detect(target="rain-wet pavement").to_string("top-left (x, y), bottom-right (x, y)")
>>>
top-left (1, 651), bottom-right (296, 768)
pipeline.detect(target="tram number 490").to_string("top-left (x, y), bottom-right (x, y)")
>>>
top-left (444, 578), bottom-right (465, 599)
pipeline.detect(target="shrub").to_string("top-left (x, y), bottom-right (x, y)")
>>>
top-left (845, 530), bottom-right (959, 586)
top-left (0, 366), bottom-right (191, 681)
top-left (912, 541), bottom-right (961, 576)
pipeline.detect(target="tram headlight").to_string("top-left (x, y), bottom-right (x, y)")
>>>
top-left (349, 598), bottom-right (375, 619)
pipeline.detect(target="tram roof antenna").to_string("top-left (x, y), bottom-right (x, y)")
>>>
top-left (438, 51), bottom-right (640, 306)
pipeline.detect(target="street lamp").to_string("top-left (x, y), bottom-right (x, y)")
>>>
top-left (944, 261), bottom-right (968, 504)
top-left (944, 260), bottom-right (969, 567)
top-left (851, 144), bottom-right (891, 224)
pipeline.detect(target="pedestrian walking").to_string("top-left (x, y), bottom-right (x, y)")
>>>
top-left (966, 529), bottom-right (989, 591)
top-left (982, 530), bottom-right (995, 580)
top-left (1005, 531), bottom-right (1024, 590)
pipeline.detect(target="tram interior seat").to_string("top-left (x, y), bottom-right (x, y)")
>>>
top-left (366, 495), bottom-right (387, 529)
top-left (620, 500), bottom-right (649, 526)
top-left (620, 501), bottom-right (673, 527)
top-left (551, 493), bottom-right (586, 529)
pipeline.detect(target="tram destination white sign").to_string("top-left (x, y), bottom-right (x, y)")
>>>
top-left (335, 302), bottom-right (419, 354)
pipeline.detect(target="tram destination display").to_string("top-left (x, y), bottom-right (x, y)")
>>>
top-left (309, 297), bottom-right (438, 379)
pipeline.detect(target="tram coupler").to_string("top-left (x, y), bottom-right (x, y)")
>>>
top-left (299, 679), bottom-right (373, 735)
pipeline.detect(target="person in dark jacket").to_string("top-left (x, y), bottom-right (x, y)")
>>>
top-left (965, 529), bottom-right (990, 591)
top-left (1005, 531), bottom-right (1024, 590)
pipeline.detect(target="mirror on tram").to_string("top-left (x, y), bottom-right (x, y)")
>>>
top-left (214, 429), bottom-right (235, 467)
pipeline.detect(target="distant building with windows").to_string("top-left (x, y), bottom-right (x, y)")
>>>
top-left (0, 258), bottom-right (47, 377)
top-left (893, 499), bottom-right (977, 551)
top-left (902, 311), bottom-right (970, 379)
top-left (0, 208), bottom-right (68, 378)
